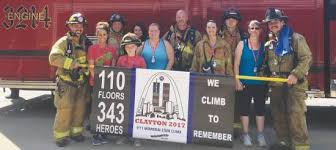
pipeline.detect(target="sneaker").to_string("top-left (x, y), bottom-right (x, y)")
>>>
top-left (240, 134), bottom-right (253, 146)
top-left (257, 133), bottom-right (267, 147)
top-left (55, 138), bottom-right (69, 147)
top-left (99, 134), bottom-right (109, 144)
top-left (133, 139), bottom-right (141, 147)
top-left (92, 135), bottom-right (102, 146)
top-left (71, 134), bottom-right (85, 142)
top-left (116, 137), bottom-right (129, 145)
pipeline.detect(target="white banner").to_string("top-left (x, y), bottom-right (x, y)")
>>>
top-left (132, 69), bottom-right (190, 143)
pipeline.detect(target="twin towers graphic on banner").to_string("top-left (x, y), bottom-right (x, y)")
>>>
top-left (136, 72), bottom-right (186, 121)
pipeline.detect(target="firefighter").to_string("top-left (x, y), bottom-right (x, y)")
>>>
top-left (162, 9), bottom-right (202, 71)
top-left (49, 12), bottom-right (92, 147)
top-left (219, 7), bottom-right (244, 139)
top-left (219, 8), bottom-right (245, 57)
top-left (263, 8), bottom-right (312, 150)
top-left (108, 13), bottom-right (126, 57)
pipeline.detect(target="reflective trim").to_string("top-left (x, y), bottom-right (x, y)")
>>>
top-left (295, 144), bottom-right (310, 150)
top-left (58, 74), bottom-right (72, 82)
top-left (233, 123), bottom-right (242, 128)
top-left (54, 130), bottom-right (70, 140)
top-left (63, 58), bottom-right (73, 70)
top-left (71, 127), bottom-right (83, 135)
top-left (77, 56), bottom-right (87, 63)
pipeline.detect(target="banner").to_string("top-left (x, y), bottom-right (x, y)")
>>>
top-left (190, 74), bottom-right (235, 147)
top-left (90, 67), bottom-right (132, 136)
top-left (90, 66), bottom-right (234, 147)
top-left (132, 69), bottom-right (190, 143)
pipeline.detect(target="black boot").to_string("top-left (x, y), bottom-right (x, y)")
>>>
top-left (71, 134), bottom-right (85, 142)
top-left (269, 142), bottom-right (292, 150)
top-left (55, 138), bottom-right (69, 147)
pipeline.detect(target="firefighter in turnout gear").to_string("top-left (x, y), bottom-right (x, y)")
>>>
top-left (108, 13), bottom-right (126, 57)
top-left (263, 8), bottom-right (312, 150)
top-left (219, 8), bottom-right (244, 57)
top-left (49, 12), bottom-right (92, 147)
top-left (163, 9), bottom-right (202, 71)
top-left (219, 8), bottom-right (244, 138)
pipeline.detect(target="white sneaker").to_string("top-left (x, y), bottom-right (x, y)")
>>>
top-left (257, 133), bottom-right (267, 147)
top-left (240, 134), bottom-right (253, 146)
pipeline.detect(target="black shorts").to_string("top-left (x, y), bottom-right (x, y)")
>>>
top-left (236, 84), bottom-right (268, 116)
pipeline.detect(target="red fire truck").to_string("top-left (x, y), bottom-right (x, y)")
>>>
top-left (0, 0), bottom-right (335, 97)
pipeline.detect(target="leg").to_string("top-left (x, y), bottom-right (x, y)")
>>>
top-left (288, 87), bottom-right (310, 150)
top-left (53, 81), bottom-right (76, 146)
top-left (253, 84), bottom-right (267, 133)
top-left (269, 86), bottom-right (290, 143)
top-left (238, 86), bottom-right (253, 146)
top-left (238, 87), bottom-right (252, 134)
top-left (233, 92), bottom-right (242, 138)
top-left (71, 84), bottom-right (90, 137)
top-left (253, 84), bottom-right (267, 147)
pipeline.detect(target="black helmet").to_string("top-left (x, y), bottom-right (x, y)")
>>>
top-left (263, 8), bottom-right (288, 23)
top-left (120, 33), bottom-right (141, 49)
top-left (109, 13), bottom-right (126, 25)
top-left (223, 8), bottom-right (241, 21)
top-left (66, 13), bottom-right (87, 25)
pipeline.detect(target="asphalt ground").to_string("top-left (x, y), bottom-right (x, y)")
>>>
top-left (0, 89), bottom-right (336, 150)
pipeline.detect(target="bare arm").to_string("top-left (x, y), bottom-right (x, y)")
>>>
top-left (234, 41), bottom-right (244, 90)
top-left (164, 40), bottom-right (175, 70)
top-left (88, 60), bottom-right (95, 78)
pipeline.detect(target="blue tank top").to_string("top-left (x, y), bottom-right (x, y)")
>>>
top-left (239, 39), bottom-right (265, 85)
top-left (142, 39), bottom-right (168, 70)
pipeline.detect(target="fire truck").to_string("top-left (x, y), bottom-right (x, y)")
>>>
top-left (0, 0), bottom-right (335, 97)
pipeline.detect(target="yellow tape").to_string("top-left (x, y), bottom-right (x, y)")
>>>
top-left (236, 75), bottom-right (288, 83)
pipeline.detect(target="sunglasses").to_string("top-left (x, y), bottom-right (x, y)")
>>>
top-left (250, 27), bottom-right (260, 30)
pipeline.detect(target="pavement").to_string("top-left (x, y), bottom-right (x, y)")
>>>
top-left (0, 88), bottom-right (336, 150)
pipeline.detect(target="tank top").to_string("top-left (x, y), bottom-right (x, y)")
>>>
top-left (239, 39), bottom-right (265, 85)
top-left (141, 39), bottom-right (168, 70)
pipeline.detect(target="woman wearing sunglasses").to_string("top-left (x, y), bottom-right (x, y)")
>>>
top-left (234, 20), bottom-right (267, 147)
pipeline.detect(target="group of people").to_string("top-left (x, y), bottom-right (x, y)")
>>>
top-left (49, 7), bottom-right (312, 150)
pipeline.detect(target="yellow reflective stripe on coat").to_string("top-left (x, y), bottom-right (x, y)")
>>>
top-left (54, 130), bottom-right (70, 140)
top-left (77, 56), bottom-right (87, 63)
top-left (58, 74), bottom-right (72, 82)
top-left (59, 73), bottom-right (88, 82)
top-left (71, 127), bottom-right (83, 135)
top-left (63, 58), bottom-right (73, 70)
top-left (295, 144), bottom-right (310, 150)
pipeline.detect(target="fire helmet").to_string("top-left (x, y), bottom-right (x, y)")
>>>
top-left (120, 33), bottom-right (141, 50)
top-left (263, 8), bottom-right (288, 23)
top-left (108, 13), bottom-right (126, 25)
top-left (66, 13), bottom-right (87, 25)
top-left (223, 8), bottom-right (241, 21)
